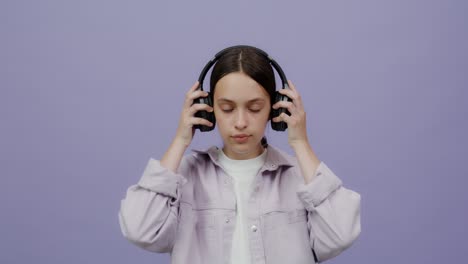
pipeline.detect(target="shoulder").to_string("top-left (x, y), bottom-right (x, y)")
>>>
top-left (265, 145), bottom-right (299, 168)
top-left (266, 145), bottom-right (303, 179)
top-left (177, 145), bottom-right (218, 173)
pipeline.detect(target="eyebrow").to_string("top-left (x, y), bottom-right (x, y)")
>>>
top-left (216, 98), bottom-right (266, 104)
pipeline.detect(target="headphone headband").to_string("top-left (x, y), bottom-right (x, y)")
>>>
top-left (197, 45), bottom-right (289, 91)
top-left (193, 45), bottom-right (291, 132)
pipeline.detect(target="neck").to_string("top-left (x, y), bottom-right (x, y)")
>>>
top-left (222, 144), bottom-right (264, 160)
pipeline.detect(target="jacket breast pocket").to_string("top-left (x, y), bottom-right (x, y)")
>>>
top-left (196, 213), bottom-right (215, 229)
top-left (195, 212), bottom-right (217, 241)
top-left (288, 209), bottom-right (307, 224)
top-left (263, 209), bottom-right (307, 230)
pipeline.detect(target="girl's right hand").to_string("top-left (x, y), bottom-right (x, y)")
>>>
top-left (173, 81), bottom-right (214, 148)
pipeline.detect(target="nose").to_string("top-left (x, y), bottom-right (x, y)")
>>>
top-left (234, 110), bottom-right (248, 130)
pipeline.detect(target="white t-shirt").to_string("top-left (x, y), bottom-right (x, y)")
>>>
top-left (217, 148), bottom-right (267, 264)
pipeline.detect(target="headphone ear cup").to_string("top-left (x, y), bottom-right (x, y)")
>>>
top-left (271, 91), bottom-right (291, 131)
top-left (194, 92), bottom-right (216, 132)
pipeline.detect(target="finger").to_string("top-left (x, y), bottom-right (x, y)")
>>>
top-left (272, 112), bottom-right (291, 123)
top-left (189, 117), bottom-right (214, 127)
top-left (188, 103), bottom-right (213, 116)
top-left (277, 87), bottom-right (298, 101)
top-left (185, 81), bottom-right (204, 99)
top-left (278, 86), bottom-right (303, 109)
top-left (287, 80), bottom-right (297, 92)
top-left (183, 82), bottom-right (201, 107)
top-left (273, 100), bottom-right (302, 117)
top-left (272, 100), bottom-right (294, 112)
top-left (186, 89), bottom-right (209, 101)
top-left (188, 81), bottom-right (200, 92)
top-left (273, 90), bottom-right (302, 109)
top-left (184, 90), bottom-right (209, 108)
top-left (277, 87), bottom-right (293, 96)
top-left (287, 80), bottom-right (305, 109)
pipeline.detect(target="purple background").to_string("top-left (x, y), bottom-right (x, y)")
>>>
top-left (1, 0), bottom-right (467, 263)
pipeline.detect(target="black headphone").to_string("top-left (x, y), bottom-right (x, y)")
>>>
top-left (193, 45), bottom-right (292, 132)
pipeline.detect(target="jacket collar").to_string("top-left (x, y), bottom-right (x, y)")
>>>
top-left (191, 145), bottom-right (294, 172)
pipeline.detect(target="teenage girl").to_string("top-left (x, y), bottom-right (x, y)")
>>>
top-left (119, 45), bottom-right (361, 264)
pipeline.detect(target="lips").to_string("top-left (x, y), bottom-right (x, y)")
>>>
top-left (232, 134), bottom-right (250, 143)
top-left (232, 134), bottom-right (249, 138)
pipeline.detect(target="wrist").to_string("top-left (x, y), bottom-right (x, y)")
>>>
top-left (289, 139), bottom-right (311, 151)
top-left (290, 141), bottom-right (321, 184)
top-left (161, 138), bottom-right (188, 173)
top-left (172, 137), bottom-right (190, 151)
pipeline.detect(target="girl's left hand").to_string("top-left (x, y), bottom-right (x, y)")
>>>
top-left (272, 80), bottom-right (310, 148)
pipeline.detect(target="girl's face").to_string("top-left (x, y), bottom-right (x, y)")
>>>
top-left (213, 72), bottom-right (271, 160)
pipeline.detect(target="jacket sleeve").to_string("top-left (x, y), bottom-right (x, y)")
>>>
top-left (296, 162), bottom-right (361, 262)
top-left (118, 157), bottom-right (189, 253)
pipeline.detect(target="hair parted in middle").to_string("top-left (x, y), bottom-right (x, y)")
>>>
top-left (209, 46), bottom-right (275, 148)
top-left (209, 46), bottom-right (277, 107)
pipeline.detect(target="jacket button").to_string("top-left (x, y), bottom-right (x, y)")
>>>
top-left (251, 225), bottom-right (258, 232)
top-left (225, 218), bottom-right (230, 223)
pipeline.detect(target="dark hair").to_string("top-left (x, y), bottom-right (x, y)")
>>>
top-left (209, 46), bottom-right (275, 148)
top-left (209, 46), bottom-right (276, 106)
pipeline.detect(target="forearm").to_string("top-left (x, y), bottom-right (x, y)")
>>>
top-left (119, 158), bottom-right (185, 252)
top-left (291, 141), bottom-right (321, 184)
top-left (295, 157), bottom-right (361, 261)
top-left (161, 138), bottom-right (187, 173)
top-left (119, 185), bottom-right (178, 252)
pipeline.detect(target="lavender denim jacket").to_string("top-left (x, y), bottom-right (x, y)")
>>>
top-left (118, 145), bottom-right (361, 264)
